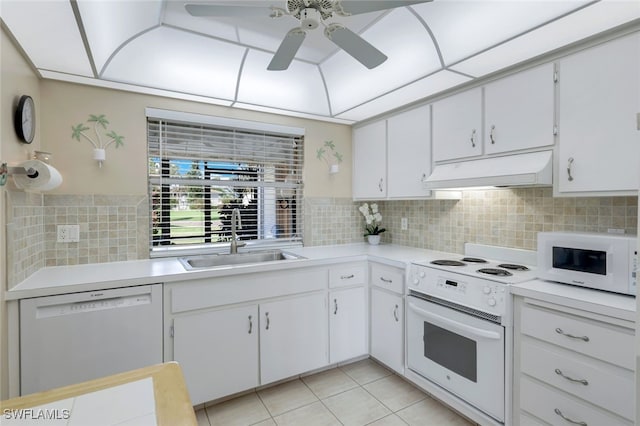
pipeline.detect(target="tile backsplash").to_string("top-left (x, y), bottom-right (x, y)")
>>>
top-left (6, 192), bottom-right (148, 287)
top-left (6, 188), bottom-right (637, 287)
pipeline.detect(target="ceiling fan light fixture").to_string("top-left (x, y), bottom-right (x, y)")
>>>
top-left (299, 8), bottom-right (321, 29)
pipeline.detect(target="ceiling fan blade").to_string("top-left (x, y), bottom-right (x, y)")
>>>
top-left (185, 3), bottom-right (276, 17)
top-left (324, 24), bottom-right (387, 69)
top-left (267, 28), bottom-right (307, 71)
top-left (335, 0), bottom-right (432, 16)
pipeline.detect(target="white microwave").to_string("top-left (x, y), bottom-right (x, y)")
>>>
top-left (537, 232), bottom-right (637, 296)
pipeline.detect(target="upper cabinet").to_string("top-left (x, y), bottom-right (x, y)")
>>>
top-left (432, 88), bottom-right (483, 162)
top-left (353, 105), bottom-right (454, 200)
top-left (353, 120), bottom-right (387, 199)
top-left (387, 105), bottom-right (431, 199)
top-left (432, 64), bottom-right (555, 163)
top-left (556, 33), bottom-right (640, 196)
top-left (484, 63), bottom-right (555, 155)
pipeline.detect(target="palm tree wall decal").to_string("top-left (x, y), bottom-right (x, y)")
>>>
top-left (71, 114), bottom-right (124, 168)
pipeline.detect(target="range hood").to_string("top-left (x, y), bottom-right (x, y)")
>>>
top-left (424, 150), bottom-right (552, 190)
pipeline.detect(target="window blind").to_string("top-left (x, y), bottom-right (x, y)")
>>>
top-left (147, 117), bottom-right (304, 253)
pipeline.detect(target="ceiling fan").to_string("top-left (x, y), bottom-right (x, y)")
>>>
top-left (185, 0), bottom-right (432, 71)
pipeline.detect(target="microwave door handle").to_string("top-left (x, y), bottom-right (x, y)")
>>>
top-left (408, 302), bottom-right (501, 340)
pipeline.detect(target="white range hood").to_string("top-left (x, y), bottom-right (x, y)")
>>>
top-left (424, 150), bottom-right (552, 190)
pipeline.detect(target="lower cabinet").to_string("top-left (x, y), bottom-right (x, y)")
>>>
top-left (173, 305), bottom-right (259, 405)
top-left (513, 296), bottom-right (635, 425)
top-left (260, 292), bottom-right (328, 384)
top-left (370, 286), bottom-right (404, 374)
top-left (329, 286), bottom-right (367, 363)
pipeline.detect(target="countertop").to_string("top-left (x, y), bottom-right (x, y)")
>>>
top-left (6, 243), bottom-right (449, 300)
top-left (0, 362), bottom-right (196, 426)
top-left (512, 279), bottom-right (637, 323)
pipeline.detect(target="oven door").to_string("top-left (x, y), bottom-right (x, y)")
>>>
top-left (407, 295), bottom-right (504, 422)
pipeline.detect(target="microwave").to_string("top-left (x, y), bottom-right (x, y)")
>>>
top-left (537, 232), bottom-right (637, 296)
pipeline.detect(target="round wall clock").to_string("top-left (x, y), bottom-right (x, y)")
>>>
top-left (14, 95), bottom-right (35, 144)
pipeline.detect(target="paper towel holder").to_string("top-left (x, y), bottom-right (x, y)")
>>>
top-left (0, 162), bottom-right (38, 187)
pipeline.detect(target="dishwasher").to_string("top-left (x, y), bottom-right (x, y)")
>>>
top-left (20, 284), bottom-right (163, 395)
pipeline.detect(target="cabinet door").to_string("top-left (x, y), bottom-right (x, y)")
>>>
top-left (484, 63), bottom-right (555, 155)
top-left (432, 87), bottom-right (483, 162)
top-left (353, 120), bottom-right (387, 199)
top-left (329, 287), bottom-right (367, 363)
top-left (260, 292), bottom-right (328, 384)
top-left (173, 305), bottom-right (258, 405)
top-left (370, 288), bottom-right (404, 373)
top-left (387, 105), bottom-right (432, 198)
top-left (558, 33), bottom-right (640, 194)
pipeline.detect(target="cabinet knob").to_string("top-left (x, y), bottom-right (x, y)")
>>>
top-left (489, 125), bottom-right (496, 144)
top-left (393, 304), bottom-right (399, 322)
top-left (265, 312), bottom-right (270, 330)
top-left (555, 368), bottom-right (588, 386)
top-left (470, 129), bottom-right (477, 148)
top-left (248, 315), bottom-right (253, 334)
top-left (378, 178), bottom-right (384, 192)
top-left (555, 327), bottom-right (589, 342)
top-left (334, 298), bottom-right (338, 315)
top-left (554, 408), bottom-right (587, 426)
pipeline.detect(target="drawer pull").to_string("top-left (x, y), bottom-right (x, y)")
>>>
top-left (393, 304), bottom-right (399, 322)
top-left (555, 368), bottom-right (588, 386)
top-left (554, 408), bottom-right (587, 426)
top-left (555, 328), bottom-right (589, 342)
top-left (248, 315), bottom-right (253, 334)
top-left (340, 274), bottom-right (355, 279)
top-left (380, 277), bottom-right (393, 284)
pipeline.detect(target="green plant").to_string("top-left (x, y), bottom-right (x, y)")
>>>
top-left (316, 140), bottom-right (343, 168)
top-left (71, 114), bottom-right (124, 150)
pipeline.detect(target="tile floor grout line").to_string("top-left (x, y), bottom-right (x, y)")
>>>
top-left (298, 376), bottom-right (345, 426)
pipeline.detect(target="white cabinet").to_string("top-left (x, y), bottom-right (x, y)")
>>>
top-left (369, 263), bottom-right (404, 374)
top-left (387, 105), bottom-right (431, 198)
top-left (353, 120), bottom-right (387, 199)
top-left (557, 33), bottom-right (640, 195)
top-left (173, 305), bottom-right (259, 405)
top-left (513, 297), bottom-right (636, 425)
top-left (260, 292), bottom-right (328, 384)
top-left (329, 287), bottom-right (367, 363)
top-left (432, 87), bottom-right (483, 162)
top-left (484, 63), bottom-right (555, 155)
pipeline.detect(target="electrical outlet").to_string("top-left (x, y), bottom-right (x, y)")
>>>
top-left (401, 217), bottom-right (408, 231)
top-left (57, 225), bottom-right (80, 243)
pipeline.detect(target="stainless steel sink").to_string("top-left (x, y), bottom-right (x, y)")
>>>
top-left (178, 250), bottom-right (305, 270)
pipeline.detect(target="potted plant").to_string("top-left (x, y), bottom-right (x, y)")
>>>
top-left (358, 203), bottom-right (386, 245)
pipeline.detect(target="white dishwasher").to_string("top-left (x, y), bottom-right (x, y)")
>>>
top-left (20, 284), bottom-right (163, 395)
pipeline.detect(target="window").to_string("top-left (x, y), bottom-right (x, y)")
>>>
top-left (147, 109), bottom-right (304, 255)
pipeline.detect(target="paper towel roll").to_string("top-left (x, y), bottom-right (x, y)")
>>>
top-left (13, 160), bottom-right (62, 191)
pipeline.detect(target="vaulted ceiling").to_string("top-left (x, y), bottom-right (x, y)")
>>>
top-left (2, 1), bottom-right (639, 124)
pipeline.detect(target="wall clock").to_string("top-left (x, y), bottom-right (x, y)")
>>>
top-left (14, 95), bottom-right (35, 144)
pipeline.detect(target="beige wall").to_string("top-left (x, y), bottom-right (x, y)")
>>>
top-left (40, 81), bottom-right (352, 198)
top-left (0, 25), bottom-right (42, 399)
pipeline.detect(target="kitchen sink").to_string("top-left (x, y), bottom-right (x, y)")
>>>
top-left (178, 250), bottom-right (305, 270)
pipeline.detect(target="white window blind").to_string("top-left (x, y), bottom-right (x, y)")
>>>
top-left (147, 116), bottom-right (304, 254)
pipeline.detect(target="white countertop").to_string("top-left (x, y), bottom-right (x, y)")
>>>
top-left (512, 279), bottom-right (636, 323)
top-left (6, 243), bottom-right (446, 300)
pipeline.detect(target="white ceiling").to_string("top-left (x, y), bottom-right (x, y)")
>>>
top-left (2, 0), bottom-right (640, 124)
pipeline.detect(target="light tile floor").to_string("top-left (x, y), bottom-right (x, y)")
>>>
top-left (196, 358), bottom-right (476, 426)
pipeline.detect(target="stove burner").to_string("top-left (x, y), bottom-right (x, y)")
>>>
top-left (477, 268), bottom-right (513, 277)
top-left (461, 257), bottom-right (488, 263)
top-left (497, 263), bottom-right (530, 271)
top-left (431, 259), bottom-right (466, 267)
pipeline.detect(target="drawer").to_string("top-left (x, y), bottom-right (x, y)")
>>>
top-left (520, 303), bottom-right (634, 369)
top-left (521, 338), bottom-right (635, 420)
top-left (520, 376), bottom-right (632, 426)
top-left (329, 264), bottom-right (366, 288)
top-left (370, 263), bottom-right (404, 294)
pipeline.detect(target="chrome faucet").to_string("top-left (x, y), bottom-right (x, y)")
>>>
top-left (230, 208), bottom-right (246, 254)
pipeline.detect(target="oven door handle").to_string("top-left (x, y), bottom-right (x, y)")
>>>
top-left (408, 302), bottom-right (501, 340)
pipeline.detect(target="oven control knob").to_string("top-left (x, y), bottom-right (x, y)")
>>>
top-left (483, 286), bottom-right (491, 294)
top-left (419, 271), bottom-right (426, 278)
top-left (413, 278), bottom-right (420, 285)
top-left (487, 297), bottom-right (496, 307)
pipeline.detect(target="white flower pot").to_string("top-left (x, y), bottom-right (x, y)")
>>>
top-left (367, 235), bottom-right (381, 245)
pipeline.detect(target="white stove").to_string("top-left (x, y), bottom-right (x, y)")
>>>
top-left (406, 244), bottom-right (537, 424)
